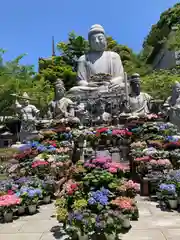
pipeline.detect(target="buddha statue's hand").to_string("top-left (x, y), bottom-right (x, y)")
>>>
top-left (88, 82), bottom-right (98, 87)
top-left (78, 80), bottom-right (89, 86)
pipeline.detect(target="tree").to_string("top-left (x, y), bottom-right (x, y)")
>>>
top-left (142, 3), bottom-right (180, 61)
top-left (141, 68), bottom-right (180, 100)
top-left (37, 32), bottom-right (89, 90)
top-left (0, 49), bottom-right (53, 116)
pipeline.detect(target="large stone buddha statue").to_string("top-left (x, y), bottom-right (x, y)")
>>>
top-left (68, 24), bottom-right (125, 94)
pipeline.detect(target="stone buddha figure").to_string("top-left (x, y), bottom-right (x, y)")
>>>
top-left (163, 82), bottom-right (180, 121)
top-left (122, 73), bottom-right (152, 116)
top-left (68, 24), bottom-right (125, 94)
top-left (164, 82), bottom-right (180, 109)
top-left (47, 79), bottom-right (80, 124)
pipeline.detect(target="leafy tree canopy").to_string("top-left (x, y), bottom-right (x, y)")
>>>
top-left (0, 49), bottom-right (53, 116)
top-left (141, 67), bottom-right (180, 100)
top-left (142, 3), bottom-right (180, 60)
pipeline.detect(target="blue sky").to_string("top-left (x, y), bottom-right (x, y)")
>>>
top-left (0, 0), bottom-right (178, 71)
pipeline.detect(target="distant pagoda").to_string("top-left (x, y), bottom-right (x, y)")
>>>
top-left (38, 36), bottom-right (56, 72)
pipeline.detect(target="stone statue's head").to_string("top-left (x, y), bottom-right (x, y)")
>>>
top-left (171, 81), bottom-right (180, 105)
top-left (130, 73), bottom-right (140, 95)
top-left (54, 79), bottom-right (65, 100)
top-left (88, 24), bottom-right (107, 52)
top-left (21, 92), bottom-right (30, 106)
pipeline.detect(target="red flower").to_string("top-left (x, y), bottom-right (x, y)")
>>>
top-left (32, 160), bottom-right (48, 168)
top-left (70, 183), bottom-right (78, 190)
top-left (67, 190), bottom-right (74, 195)
top-left (96, 128), bottom-right (108, 133)
top-left (7, 190), bottom-right (14, 195)
top-left (135, 156), bottom-right (151, 162)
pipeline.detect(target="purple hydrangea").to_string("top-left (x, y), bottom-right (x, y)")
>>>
top-left (88, 188), bottom-right (110, 206)
top-left (159, 183), bottom-right (176, 194)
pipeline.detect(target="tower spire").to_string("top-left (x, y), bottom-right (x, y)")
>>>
top-left (52, 36), bottom-right (56, 56)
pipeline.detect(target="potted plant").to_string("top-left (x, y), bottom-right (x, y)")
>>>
top-left (19, 187), bottom-right (42, 214)
top-left (159, 183), bottom-right (178, 209)
top-left (41, 180), bottom-right (54, 204)
top-left (121, 214), bottom-right (131, 229)
top-left (0, 194), bottom-right (21, 222)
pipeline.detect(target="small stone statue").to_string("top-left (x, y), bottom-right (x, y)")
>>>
top-left (164, 82), bottom-right (180, 109)
top-left (163, 82), bottom-right (180, 124)
top-left (15, 93), bottom-right (40, 142)
top-left (122, 73), bottom-right (152, 116)
top-left (47, 79), bottom-right (80, 123)
top-left (68, 24), bottom-right (125, 94)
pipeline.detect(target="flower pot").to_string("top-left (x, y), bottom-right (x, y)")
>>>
top-left (43, 195), bottom-right (51, 204)
top-left (78, 141), bottom-right (84, 148)
top-left (106, 139), bottom-right (111, 145)
top-left (112, 138), bottom-right (117, 146)
top-left (4, 212), bottom-right (13, 222)
top-left (168, 199), bottom-right (178, 209)
top-left (122, 217), bottom-right (131, 228)
top-left (18, 206), bottom-right (25, 215)
top-left (28, 205), bottom-right (37, 214)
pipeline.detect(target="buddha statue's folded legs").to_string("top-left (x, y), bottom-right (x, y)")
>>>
top-left (68, 76), bottom-right (127, 95)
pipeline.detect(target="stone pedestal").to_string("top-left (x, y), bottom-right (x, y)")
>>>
top-left (140, 178), bottom-right (149, 196)
top-left (119, 145), bottom-right (129, 161)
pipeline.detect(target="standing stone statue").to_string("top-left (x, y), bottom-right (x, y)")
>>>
top-left (47, 79), bottom-right (80, 123)
top-left (15, 93), bottom-right (40, 142)
top-left (68, 24), bottom-right (125, 94)
top-left (122, 73), bottom-right (152, 116)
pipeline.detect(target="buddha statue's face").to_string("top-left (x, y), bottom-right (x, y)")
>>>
top-left (130, 80), bottom-right (141, 95)
top-left (89, 33), bottom-right (107, 52)
top-left (55, 84), bottom-right (64, 100)
top-left (22, 99), bottom-right (29, 106)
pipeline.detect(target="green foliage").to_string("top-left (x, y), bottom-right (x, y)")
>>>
top-left (57, 32), bottom-right (89, 70)
top-left (38, 32), bottom-right (89, 90)
top-left (38, 56), bottom-right (76, 90)
top-left (141, 68), bottom-right (180, 100)
top-left (167, 25), bottom-right (180, 50)
top-left (142, 3), bottom-right (180, 60)
top-left (106, 37), bottom-right (151, 75)
top-left (0, 49), bottom-right (53, 116)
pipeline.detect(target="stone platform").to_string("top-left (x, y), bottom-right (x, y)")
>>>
top-left (0, 197), bottom-right (180, 239)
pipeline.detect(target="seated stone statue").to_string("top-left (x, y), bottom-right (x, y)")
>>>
top-left (47, 79), bottom-right (80, 123)
top-left (163, 82), bottom-right (180, 109)
top-left (121, 73), bottom-right (152, 117)
top-left (68, 24), bottom-right (125, 94)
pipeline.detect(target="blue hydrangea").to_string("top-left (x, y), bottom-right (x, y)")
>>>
top-left (88, 188), bottom-right (110, 206)
top-left (159, 183), bottom-right (176, 194)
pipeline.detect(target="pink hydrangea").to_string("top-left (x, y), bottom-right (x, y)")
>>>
top-left (0, 194), bottom-right (21, 207)
top-left (125, 180), bottom-right (140, 192)
top-left (84, 163), bottom-right (96, 168)
top-left (149, 159), bottom-right (157, 165)
top-left (157, 159), bottom-right (171, 165)
top-left (108, 167), bottom-right (118, 173)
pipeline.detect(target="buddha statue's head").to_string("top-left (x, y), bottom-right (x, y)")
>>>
top-left (88, 24), bottom-right (107, 52)
top-left (130, 73), bottom-right (141, 95)
top-left (54, 79), bottom-right (65, 100)
top-left (21, 92), bottom-right (30, 106)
